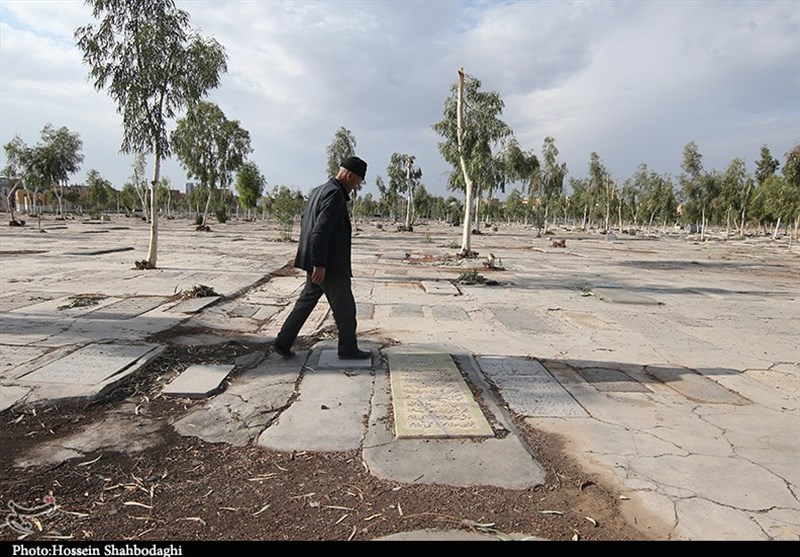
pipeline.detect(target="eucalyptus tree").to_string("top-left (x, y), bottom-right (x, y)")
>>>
top-left (587, 152), bottom-right (617, 232)
top-left (326, 127), bottom-right (357, 178)
top-left (119, 182), bottom-right (140, 216)
top-left (387, 153), bottom-right (422, 229)
top-left (129, 153), bottom-right (149, 221)
top-left (784, 144), bottom-right (800, 241)
top-left (755, 145), bottom-right (780, 186)
top-left (85, 169), bottom-right (113, 216)
top-left (38, 124), bottom-right (84, 218)
top-left (353, 192), bottom-right (377, 222)
top-left (679, 141), bottom-right (720, 240)
top-left (3, 135), bottom-right (30, 222)
top-left (158, 176), bottom-right (173, 219)
top-left (533, 137), bottom-right (567, 235)
top-left (375, 175), bottom-right (397, 221)
top-left (325, 127), bottom-right (361, 210)
top-left (718, 158), bottom-right (751, 236)
top-left (235, 161), bottom-right (266, 220)
top-left (502, 137), bottom-right (538, 225)
top-left (270, 185), bottom-right (305, 241)
top-left (635, 166), bottom-right (677, 233)
top-left (75, 0), bottom-right (228, 268)
top-left (171, 101), bottom-right (252, 226)
top-left (761, 144), bottom-right (800, 240)
top-left (433, 69), bottom-right (512, 255)
top-left (504, 189), bottom-right (526, 224)
top-left (412, 184), bottom-right (433, 220)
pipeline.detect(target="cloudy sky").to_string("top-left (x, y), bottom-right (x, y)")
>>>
top-left (1, 0), bottom-right (798, 199)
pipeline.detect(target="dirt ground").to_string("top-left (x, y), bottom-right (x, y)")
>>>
top-left (0, 340), bottom-right (652, 543)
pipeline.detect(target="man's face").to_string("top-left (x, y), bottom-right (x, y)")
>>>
top-left (346, 171), bottom-right (363, 191)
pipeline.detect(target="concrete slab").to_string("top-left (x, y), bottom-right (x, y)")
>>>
top-left (167, 296), bottom-right (221, 314)
top-left (573, 367), bottom-right (650, 393)
top-left (161, 364), bottom-right (234, 398)
top-left (0, 385), bottom-right (31, 412)
top-left (257, 352), bottom-right (373, 452)
top-left (252, 305), bottom-right (282, 321)
top-left (356, 302), bottom-right (375, 320)
top-left (421, 280), bottom-right (459, 295)
top-left (490, 306), bottom-right (556, 333)
top-left (23, 346), bottom-right (166, 404)
top-left (0, 292), bottom-right (71, 312)
top-left (0, 344), bottom-right (53, 381)
top-left (173, 352), bottom-right (305, 446)
top-left (79, 297), bottom-right (165, 320)
top-left (388, 352), bottom-right (493, 438)
top-left (318, 349), bottom-right (373, 369)
top-left (477, 356), bottom-right (588, 417)
top-left (363, 356), bottom-right (546, 489)
top-left (592, 287), bottom-right (663, 305)
top-left (431, 305), bottom-right (469, 321)
top-left (645, 365), bottom-right (751, 404)
top-left (389, 304), bottom-right (425, 318)
top-left (19, 343), bottom-right (162, 385)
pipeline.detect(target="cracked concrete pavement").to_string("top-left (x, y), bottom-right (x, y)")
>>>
top-left (0, 215), bottom-right (798, 540)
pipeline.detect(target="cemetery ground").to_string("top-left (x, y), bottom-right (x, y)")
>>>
top-left (0, 213), bottom-right (797, 542)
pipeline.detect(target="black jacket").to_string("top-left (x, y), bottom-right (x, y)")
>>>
top-left (293, 178), bottom-right (352, 277)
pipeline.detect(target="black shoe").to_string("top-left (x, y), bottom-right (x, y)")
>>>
top-left (337, 349), bottom-right (371, 360)
top-left (274, 343), bottom-right (296, 358)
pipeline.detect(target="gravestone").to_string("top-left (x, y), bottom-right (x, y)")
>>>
top-left (21, 343), bottom-right (161, 385)
top-left (388, 352), bottom-right (493, 438)
top-left (162, 364), bottom-right (234, 398)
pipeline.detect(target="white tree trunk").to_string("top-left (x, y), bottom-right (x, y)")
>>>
top-left (700, 206), bottom-right (706, 241)
top-left (7, 182), bottom-right (20, 222)
top-left (145, 151), bottom-right (161, 268)
top-left (202, 188), bottom-right (213, 226)
top-left (773, 216), bottom-right (781, 240)
top-left (457, 68), bottom-right (474, 255)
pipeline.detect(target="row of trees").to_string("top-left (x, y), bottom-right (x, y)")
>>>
top-left (4, 0), bottom-right (797, 265)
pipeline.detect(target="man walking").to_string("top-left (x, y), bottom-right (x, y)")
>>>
top-left (273, 156), bottom-right (371, 360)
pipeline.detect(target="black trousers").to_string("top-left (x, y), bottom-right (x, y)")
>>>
top-left (275, 272), bottom-right (358, 354)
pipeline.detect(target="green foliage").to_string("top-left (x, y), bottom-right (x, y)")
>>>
top-left (326, 127), bottom-right (357, 179)
top-left (75, 0), bottom-right (228, 266)
top-left (172, 101), bottom-right (251, 225)
top-left (85, 169), bottom-right (113, 213)
top-left (235, 161), bottom-right (266, 213)
top-left (75, 0), bottom-right (228, 160)
top-left (457, 269), bottom-right (485, 284)
top-left (271, 185), bottom-right (305, 241)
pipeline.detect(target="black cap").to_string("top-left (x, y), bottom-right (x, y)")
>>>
top-left (341, 156), bottom-right (367, 179)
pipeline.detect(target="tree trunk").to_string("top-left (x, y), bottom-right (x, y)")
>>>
top-left (145, 151), bottom-right (161, 268)
top-left (740, 205), bottom-right (747, 238)
top-left (473, 190), bottom-right (481, 231)
top-left (202, 188), bottom-right (213, 226)
top-left (457, 68), bottom-right (474, 255)
top-left (6, 181), bottom-right (20, 222)
top-left (404, 158), bottom-right (414, 230)
top-left (773, 216), bottom-right (781, 240)
top-left (582, 206), bottom-right (588, 231)
top-left (543, 205), bottom-right (550, 235)
top-left (700, 206), bottom-right (706, 241)
top-left (725, 207), bottom-right (731, 238)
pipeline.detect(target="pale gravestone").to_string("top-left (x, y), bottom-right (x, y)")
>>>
top-left (388, 352), bottom-right (493, 438)
top-left (21, 344), bottom-right (161, 385)
top-left (162, 364), bottom-right (235, 398)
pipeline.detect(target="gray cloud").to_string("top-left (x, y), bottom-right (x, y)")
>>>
top-left (1, 0), bottom-right (797, 199)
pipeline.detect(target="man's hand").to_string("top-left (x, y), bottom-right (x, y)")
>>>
top-left (311, 266), bottom-right (326, 285)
